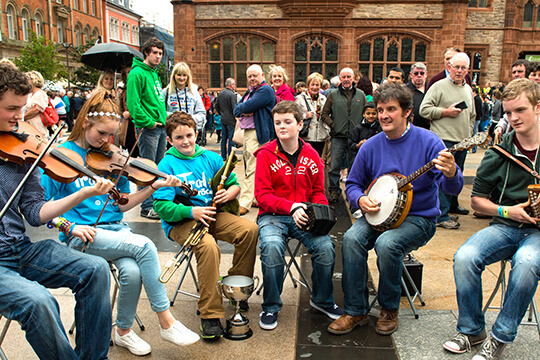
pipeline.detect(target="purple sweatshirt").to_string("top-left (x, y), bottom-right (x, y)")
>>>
top-left (345, 125), bottom-right (463, 222)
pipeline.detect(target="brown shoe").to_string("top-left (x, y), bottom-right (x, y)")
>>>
top-left (376, 309), bottom-right (398, 335)
top-left (327, 314), bottom-right (368, 335)
top-left (239, 206), bottom-right (249, 215)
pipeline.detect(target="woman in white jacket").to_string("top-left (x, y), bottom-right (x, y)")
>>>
top-left (162, 62), bottom-right (206, 131)
top-left (294, 72), bottom-right (330, 156)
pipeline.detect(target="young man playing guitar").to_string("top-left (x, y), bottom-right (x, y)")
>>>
top-left (328, 82), bottom-right (463, 336)
top-left (443, 79), bottom-right (540, 360)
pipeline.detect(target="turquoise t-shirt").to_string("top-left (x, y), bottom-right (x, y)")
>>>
top-left (41, 141), bottom-right (131, 243)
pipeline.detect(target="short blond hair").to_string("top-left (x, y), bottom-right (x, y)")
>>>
top-left (502, 78), bottom-right (540, 106)
top-left (306, 72), bottom-right (323, 87)
top-left (269, 65), bottom-right (289, 83)
top-left (25, 70), bottom-right (44, 88)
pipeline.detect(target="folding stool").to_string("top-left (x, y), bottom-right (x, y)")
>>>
top-left (482, 259), bottom-right (540, 339)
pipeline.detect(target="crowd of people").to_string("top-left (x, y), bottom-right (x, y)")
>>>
top-left (0, 36), bottom-right (539, 360)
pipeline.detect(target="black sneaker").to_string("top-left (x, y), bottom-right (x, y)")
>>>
top-left (259, 312), bottom-right (278, 330)
top-left (443, 330), bottom-right (487, 354)
top-left (140, 209), bottom-right (160, 220)
top-left (200, 318), bottom-right (224, 339)
top-left (230, 299), bottom-right (249, 312)
top-left (309, 299), bottom-right (344, 320)
top-left (473, 336), bottom-right (507, 360)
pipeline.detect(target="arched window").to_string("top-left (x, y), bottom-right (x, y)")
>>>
top-left (208, 35), bottom-right (275, 88)
top-left (92, 28), bottom-right (99, 40)
top-left (21, 9), bottom-right (30, 41)
top-left (6, 5), bottom-right (17, 40)
top-left (35, 13), bottom-right (44, 37)
top-left (84, 26), bottom-right (91, 43)
top-left (293, 36), bottom-right (339, 84)
top-left (75, 24), bottom-right (83, 46)
top-left (524, 1), bottom-right (534, 28)
top-left (57, 18), bottom-right (65, 43)
top-left (358, 35), bottom-right (427, 83)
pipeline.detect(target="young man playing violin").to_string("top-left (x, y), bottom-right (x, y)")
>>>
top-left (443, 79), bottom-right (540, 360)
top-left (328, 83), bottom-right (463, 336)
top-left (153, 111), bottom-right (258, 339)
top-left (0, 64), bottom-right (114, 359)
top-left (41, 90), bottom-right (199, 356)
top-left (254, 101), bottom-right (343, 331)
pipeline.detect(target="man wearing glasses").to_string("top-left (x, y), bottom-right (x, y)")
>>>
top-left (420, 52), bottom-right (476, 229)
top-left (407, 62), bottom-right (429, 129)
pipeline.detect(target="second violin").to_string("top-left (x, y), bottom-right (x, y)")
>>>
top-left (86, 143), bottom-right (198, 195)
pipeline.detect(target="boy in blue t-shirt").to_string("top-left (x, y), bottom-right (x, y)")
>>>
top-left (153, 111), bottom-right (258, 339)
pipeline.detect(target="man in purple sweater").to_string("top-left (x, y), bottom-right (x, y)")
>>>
top-left (328, 83), bottom-right (464, 336)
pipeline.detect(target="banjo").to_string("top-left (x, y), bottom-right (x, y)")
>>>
top-left (364, 132), bottom-right (489, 231)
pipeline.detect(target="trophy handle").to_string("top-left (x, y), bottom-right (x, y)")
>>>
top-left (216, 279), bottom-right (224, 298)
top-left (253, 275), bottom-right (260, 292)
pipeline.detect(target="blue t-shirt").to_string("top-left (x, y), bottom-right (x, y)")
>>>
top-left (154, 147), bottom-right (230, 237)
top-left (41, 141), bottom-right (131, 242)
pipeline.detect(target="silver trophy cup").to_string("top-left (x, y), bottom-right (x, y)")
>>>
top-left (217, 275), bottom-right (259, 340)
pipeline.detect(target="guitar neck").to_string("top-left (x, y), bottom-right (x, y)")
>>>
top-left (397, 145), bottom-right (459, 189)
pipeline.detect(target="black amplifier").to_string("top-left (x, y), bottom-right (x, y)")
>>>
top-left (402, 254), bottom-right (423, 296)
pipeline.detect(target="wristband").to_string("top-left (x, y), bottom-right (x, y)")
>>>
top-left (503, 207), bottom-right (509, 218)
top-left (498, 206), bottom-right (504, 218)
top-left (150, 183), bottom-right (157, 190)
top-left (290, 205), bottom-right (304, 216)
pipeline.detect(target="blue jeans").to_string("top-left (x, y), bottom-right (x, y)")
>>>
top-left (258, 215), bottom-right (336, 313)
top-left (0, 238), bottom-right (111, 360)
top-left (341, 216), bottom-right (436, 315)
top-left (454, 224), bottom-right (540, 343)
top-left (221, 124), bottom-right (235, 160)
top-left (328, 137), bottom-right (348, 193)
top-left (438, 140), bottom-right (467, 222)
top-left (137, 126), bottom-right (167, 212)
top-left (68, 222), bottom-right (169, 329)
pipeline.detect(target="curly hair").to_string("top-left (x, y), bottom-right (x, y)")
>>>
top-left (0, 64), bottom-right (33, 99)
top-left (356, 76), bottom-right (373, 96)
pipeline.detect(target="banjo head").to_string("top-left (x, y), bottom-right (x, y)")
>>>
top-left (365, 175), bottom-right (399, 226)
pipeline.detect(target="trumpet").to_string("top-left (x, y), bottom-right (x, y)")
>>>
top-left (159, 149), bottom-right (236, 283)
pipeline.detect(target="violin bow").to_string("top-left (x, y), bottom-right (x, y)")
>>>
top-left (81, 123), bottom-right (144, 252)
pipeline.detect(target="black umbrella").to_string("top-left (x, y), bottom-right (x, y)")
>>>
top-left (81, 43), bottom-right (144, 72)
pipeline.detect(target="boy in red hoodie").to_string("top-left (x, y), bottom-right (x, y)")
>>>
top-left (254, 101), bottom-right (343, 330)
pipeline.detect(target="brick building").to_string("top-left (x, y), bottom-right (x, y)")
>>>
top-left (1, 0), bottom-right (103, 60)
top-left (172, 0), bottom-right (540, 92)
top-left (103, 0), bottom-right (141, 50)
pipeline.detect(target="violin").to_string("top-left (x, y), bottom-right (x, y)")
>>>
top-left (0, 121), bottom-right (128, 205)
top-left (86, 143), bottom-right (198, 196)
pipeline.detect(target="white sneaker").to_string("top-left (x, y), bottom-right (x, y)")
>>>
top-left (114, 329), bottom-right (152, 356)
top-left (160, 320), bottom-right (200, 346)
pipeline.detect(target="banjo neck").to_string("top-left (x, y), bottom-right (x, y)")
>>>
top-left (396, 145), bottom-right (460, 190)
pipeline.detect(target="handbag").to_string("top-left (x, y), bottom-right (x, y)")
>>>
top-left (40, 100), bottom-right (60, 127)
top-left (299, 94), bottom-right (312, 138)
top-left (232, 119), bottom-right (244, 146)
